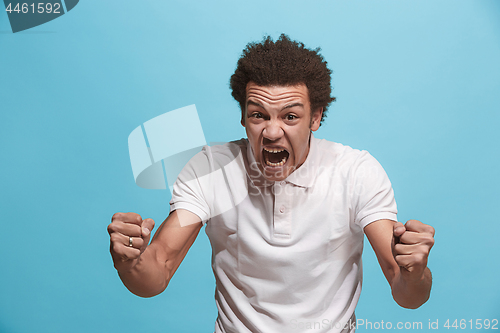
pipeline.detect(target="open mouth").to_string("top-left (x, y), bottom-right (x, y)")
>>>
top-left (262, 147), bottom-right (289, 167)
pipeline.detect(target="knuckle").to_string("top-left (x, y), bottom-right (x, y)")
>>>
top-left (129, 212), bottom-right (142, 221)
top-left (112, 243), bottom-right (123, 254)
top-left (131, 225), bottom-right (141, 236)
top-left (394, 255), bottom-right (405, 266)
top-left (414, 251), bottom-right (427, 262)
top-left (135, 238), bottom-right (144, 248)
top-left (110, 233), bottom-right (121, 243)
top-left (422, 235), bottom-right (434, 246)
top-left (108, 221), bottom-right (121, 234)
top-left (406, 219), bottom-right (422, 230)
top-left (399, 233), bottom-right (409, 243)
top-left (119, 212), bottom-right (141, 224)
top-left (112, 213), bottom-right (123, 221)
top-left (128, 248), bottom-right (141, 259)
top-left (394, 243), bottom-right (402, 252)
top-left (417, 257), bottom-right (427, 267)
top-left (406, 220), bottom-right (416, 229)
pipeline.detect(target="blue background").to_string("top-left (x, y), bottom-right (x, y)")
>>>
top-left (1, 1), bottom-right (499, 332)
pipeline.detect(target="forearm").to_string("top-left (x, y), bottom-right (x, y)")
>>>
top-left (391, 267), bottom-right (432, 309)
top-left (115, 244), bottom-right (170, 298)
top-left (108, 210), bottom-right (202, 297)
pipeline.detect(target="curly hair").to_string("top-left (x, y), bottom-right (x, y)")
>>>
top-left (230, 34), bottom-right (336, 125)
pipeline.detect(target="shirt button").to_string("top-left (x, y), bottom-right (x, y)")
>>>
top-left (279, 206), bottom-right (285, 213)
top-left (280, 181), bottom-right (286, 186)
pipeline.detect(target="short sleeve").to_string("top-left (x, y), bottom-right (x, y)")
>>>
top-left (169, 147), bottom-right (212, 224)
top-left (351, 152), bottom-right (398, 229)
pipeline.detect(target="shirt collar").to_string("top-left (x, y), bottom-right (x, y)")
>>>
top-left (245, 133), bottom-right (318, 188)
top-left (286, 132), bottom-right (317, 188)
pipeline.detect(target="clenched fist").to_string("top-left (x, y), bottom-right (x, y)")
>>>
top-left (393, 219), bottom-right (435, 280)
top-left (108, 212), bottom-right (155, 272)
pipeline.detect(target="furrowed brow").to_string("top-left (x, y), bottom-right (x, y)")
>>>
top-left (282, 103), bottom-right (304, 111)
top-left (246, 100), bottom-right (264, 109)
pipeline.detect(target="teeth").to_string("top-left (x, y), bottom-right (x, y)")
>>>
top-left (263, 147), bottom-right (285, 153)
top-left (265, 156), bottom-right (287, 167)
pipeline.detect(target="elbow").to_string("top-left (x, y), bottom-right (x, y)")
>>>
top-left (125, 278), bottom-right (170, 298)
top-left (133, 291), bottom-right (161, 298)
top-left (133, 291), bottom-right (157, 298)
top-left (394, 297), bottom-right (428, 310)
top-left (392, 288), bottom-right (430, 309)
top-left (391, 268), bottom-right (432, 309)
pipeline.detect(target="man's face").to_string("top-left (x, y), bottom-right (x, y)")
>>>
top-left (241, 82), bottom-right (322, 182)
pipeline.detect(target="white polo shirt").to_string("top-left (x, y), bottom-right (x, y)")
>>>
top-left (170, 134), bottom-right (397, 333)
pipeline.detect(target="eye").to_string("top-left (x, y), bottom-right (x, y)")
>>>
top-left (250, 112), bottom-right (264, 119)
top-left (285, 114), bottom-right (297, 121)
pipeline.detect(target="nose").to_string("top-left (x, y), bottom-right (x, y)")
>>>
top-left (262, 120), bottom-right (284, 141)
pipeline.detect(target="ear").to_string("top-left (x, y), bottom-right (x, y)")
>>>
top-left (310, 107), bottom-right (323, 131)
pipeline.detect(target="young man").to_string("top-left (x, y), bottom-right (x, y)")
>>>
top-left (108, 35), bottom-right (435, 332)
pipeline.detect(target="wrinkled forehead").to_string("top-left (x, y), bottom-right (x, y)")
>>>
top-left (245, 82), bottom-right (310, 108)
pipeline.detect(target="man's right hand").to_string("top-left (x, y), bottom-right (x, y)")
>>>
top-left (108, 212), bottom-right (155, 272)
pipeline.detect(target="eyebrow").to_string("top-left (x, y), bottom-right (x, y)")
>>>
top-left (246, 101), bottom-right (304, 111)
top-left (282, 103), bottom-right (304, 110)
top-left (246, 100), bottom-right (264, 109)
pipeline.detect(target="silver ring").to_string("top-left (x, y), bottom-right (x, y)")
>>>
top-left (129, 236), bottom-right (133, 247)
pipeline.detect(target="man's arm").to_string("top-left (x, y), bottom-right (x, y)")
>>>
top-left (107, 209), bottom-right (202, 297)
top-left (364, 219), bottom-right (435, 309)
